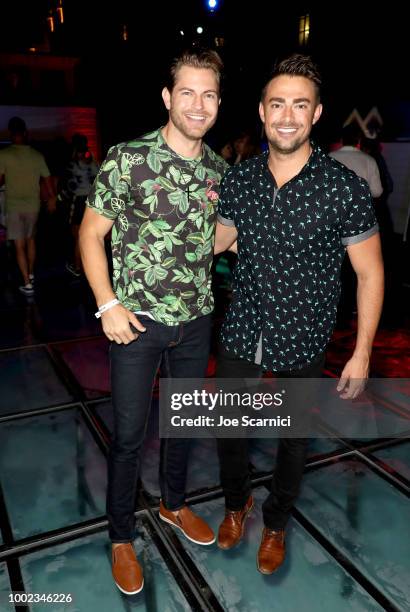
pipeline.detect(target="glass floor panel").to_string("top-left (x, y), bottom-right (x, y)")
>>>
top-left (92, 399), bottom-right (114, 433)
top-left (92, 400), bottom-right (220, 496)
top-left (372, 441), bottom-right (410, 481)
top-left (0, 407), bottom-right (107, 539)
top-left (36, 302), bottom-right (102, 343)
top-left (20, 522), bottom-right (191, 612)
top-left (297, 457), bottom-right (410, 610)
top-left (169, 487), bottom-right (384, 612)
top-left (0, 348), bottom-right (73, 416)
top-left (0, 562), bottom-right (14, 612)
top-left (315, 390), bottom-right (410, 440)
top-left (248, 437), bottom-right (347, 473)
top-left (53, 338), bottom-right (110, 399)
top-left (0, 306), bottom-right (40, 350)
top-left (325, 329), bottom-right (410, 378)
top-left (369, 378), bottom-right (410, 415)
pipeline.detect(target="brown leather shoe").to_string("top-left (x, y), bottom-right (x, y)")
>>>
top-left (217, 495), bottom-right (254, 550)
top-left (257, 528), bottom-right (286, 574)
top-left (159, 502), bottom-right (215, 545)
top-left (112, 543), bottom-right (144, 595)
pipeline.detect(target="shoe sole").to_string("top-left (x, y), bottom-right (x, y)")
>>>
top-left (159, 513), bottom-right (216, 546)
top-left (114, 578), bottom-right (144, 595)
top-left (256, 562), bottom-right (279, 575)
top-left (217, 501), bottom-right (254, 550)
top-left (256, 557), bottom-right (284, 574)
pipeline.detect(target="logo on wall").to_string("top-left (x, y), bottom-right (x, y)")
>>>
top-left (343, 107), bottom-right (383, 138)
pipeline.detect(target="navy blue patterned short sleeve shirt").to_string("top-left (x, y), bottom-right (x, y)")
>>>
top-left (217, 144), bottom-right (379, 371)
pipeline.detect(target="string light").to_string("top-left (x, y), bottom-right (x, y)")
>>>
top-left (56, 0), bottom-right (64, 24)
top-left (47, 12), bottom-right (55, 33)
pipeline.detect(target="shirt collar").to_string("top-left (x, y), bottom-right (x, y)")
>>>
top-left (156, 127), bottom-right (203, 164)
top-left (260, 141), bottom-right (326, 185)
top-left (337, 145), bottom-right (359, 152)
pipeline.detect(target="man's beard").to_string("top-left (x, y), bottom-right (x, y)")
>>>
top-left (267, 131), bottom-right (310, 155)
top-left (170, 109), bottom-right (214, 141)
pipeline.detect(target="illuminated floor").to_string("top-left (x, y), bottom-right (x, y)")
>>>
top-left (0, 248), bottom-right (409, 611)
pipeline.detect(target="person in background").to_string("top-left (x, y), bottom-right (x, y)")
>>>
top-left (329, 123), bottom-right (383, 198)
top-left (330, 125), bottom-right (384, 317)
top-left (59, 134), bottom-right (99, 277)
top-left (219, 140), bottom-right (234, 164)
top-left (0, 117), bottom-right (56, 295)
top-left (361, 135), bottom-right (394, 236)
top-left (232, 128), bottom-right (261, 164)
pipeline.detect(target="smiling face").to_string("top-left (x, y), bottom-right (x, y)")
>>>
top-left (162, 65), bottom-right (220, 143)
top-left (259, 75), bottom-right (322, 155)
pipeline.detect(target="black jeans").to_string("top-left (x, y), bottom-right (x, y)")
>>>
top-left (107, 314), bottom-right (211, 542)
top-left (216, 346), bottom-right (325, 530)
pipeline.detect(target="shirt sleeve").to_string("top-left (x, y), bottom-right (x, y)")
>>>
top-left (368, 157), bottom-right (383, 198)
top-left (217, 171), bottom-right (236, 227)
top-left (340, 177), bottom-right (379, 246)
top-left (0, 151), bottom-right (5, 175)
top-left (38, 154), bottom-right (50, 178)
top-left (86, 145), bottom-right (129, 220)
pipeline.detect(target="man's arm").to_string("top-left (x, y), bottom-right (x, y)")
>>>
top-left (368, 158), bottom-right (383, 199)
top-left (79, 207), bottom-right (146, 344)
top-left (0, 174), bottom-right (4, 188)
top-left (41, 176), bottom-right (58, 212)
top-left (214, 221), bottom-right (238, 254)
top-left (337, 233), bottom-right (384, 398)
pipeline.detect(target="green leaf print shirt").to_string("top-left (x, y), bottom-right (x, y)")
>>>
top-left (86, 129), bottom-right (228, 325)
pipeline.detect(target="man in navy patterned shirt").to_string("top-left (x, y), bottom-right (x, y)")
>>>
top-left (214, 55), bottom-right (384, 574)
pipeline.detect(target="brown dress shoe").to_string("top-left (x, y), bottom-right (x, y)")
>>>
top-left (257, 528), bottom-right (286, 574)
top-left (112, 543), bottom-right (144, 595)
top-left (159, 502), bottom-right (215, 545)
top-left (217, 495), bottom-right (254, 550)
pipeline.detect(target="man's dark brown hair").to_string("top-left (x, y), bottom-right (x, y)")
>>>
top-left (261, 54), bottom-right (322, 102)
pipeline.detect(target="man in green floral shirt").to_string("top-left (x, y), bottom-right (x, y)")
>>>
top-left (80, 48), bottom-right (227, 595)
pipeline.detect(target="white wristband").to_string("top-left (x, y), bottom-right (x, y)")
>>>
top-left (95, 298), bottom-right (120, 318)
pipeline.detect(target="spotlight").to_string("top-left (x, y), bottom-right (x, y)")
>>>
top-left (207, 0), bottom-right (218, 10)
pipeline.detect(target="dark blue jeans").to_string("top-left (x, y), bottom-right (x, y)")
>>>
top-left (107, 314), bottom-right (211, 542)
top-left (216, 345), bottom-right (325, 530)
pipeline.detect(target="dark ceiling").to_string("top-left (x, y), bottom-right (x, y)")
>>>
top-left (1, 1), bottom-right (408, 145)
